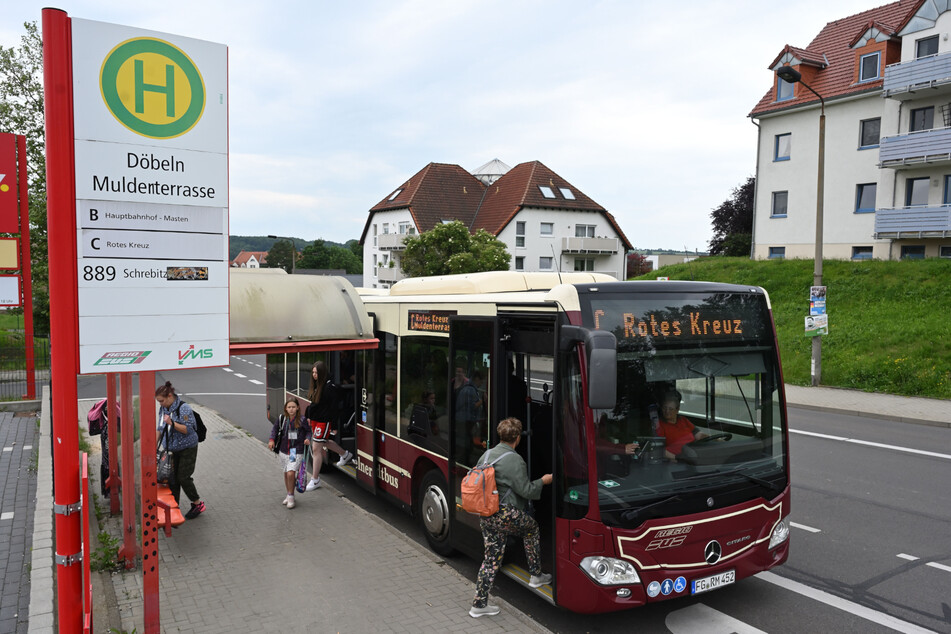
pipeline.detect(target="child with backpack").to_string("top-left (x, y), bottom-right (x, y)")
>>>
top-left (268, 397), bottom-right (310, 509)
top-left (469, 417), bottom-right (553, 618)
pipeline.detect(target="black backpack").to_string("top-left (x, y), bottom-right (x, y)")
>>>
top-left (174, 401), bottom-right (207, 442)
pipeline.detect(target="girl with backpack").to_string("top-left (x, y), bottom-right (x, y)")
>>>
top-left (304, 361), bottom-right (352, 491)
top-left (268, 397), bottom-right (310, 509)
top-left (155, 381), bottom-right (205, 520)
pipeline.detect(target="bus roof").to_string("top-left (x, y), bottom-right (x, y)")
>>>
top-left (386, 271), bottom-right (616, 296)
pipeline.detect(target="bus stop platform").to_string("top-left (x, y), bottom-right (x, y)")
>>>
top-left (89, 406), bottom-right (552, 633)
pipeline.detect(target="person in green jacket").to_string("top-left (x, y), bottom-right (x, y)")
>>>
top-left (470, 417), bottom-right (553, 618)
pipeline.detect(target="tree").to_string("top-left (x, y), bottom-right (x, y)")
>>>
top-left (708, 176), bottom-right (754, 257)
top-left (265, 239), bottom-right (296, 273)
top-left (626, 252), bottom-right (651, 278)
top-left (401, 221), bottom-right (510, 278)
top-left (297, 238), bottom-right (361, 274)
top-left (0, 22), bottom-right (49, 331)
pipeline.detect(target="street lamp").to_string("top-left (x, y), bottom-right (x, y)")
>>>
top-left (776, 65), bottom-right (825, 386)
top-left (267, 234), bottom-right (296, 274)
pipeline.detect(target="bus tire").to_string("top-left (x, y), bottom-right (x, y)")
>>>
top-left (417, 470), bottom-right (455, 556)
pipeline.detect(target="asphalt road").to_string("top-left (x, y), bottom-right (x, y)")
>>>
top-left (78, 357), bottom-right (951, 633)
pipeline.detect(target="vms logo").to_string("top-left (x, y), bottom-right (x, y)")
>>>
top-left (99, 37), bottom-right (206, 139)
top-left (178, 344), bottom-right (213, 365)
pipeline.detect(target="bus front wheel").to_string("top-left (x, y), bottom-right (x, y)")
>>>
top-left (417, 470), bottom-right (455, 556)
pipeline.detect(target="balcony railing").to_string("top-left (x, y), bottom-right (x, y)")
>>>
top-left (873, 205), bottom-right (951, 238)
top-left (377, 233), bottom-right (407, 250)
top-left (883, 52), bottom-right (951, 99)
top-left (879, 126), bottom-right (951, 168)
top-left (561, 237), bottom-right (619, 254)
top-left (377, 266), bottom-right (405, 283)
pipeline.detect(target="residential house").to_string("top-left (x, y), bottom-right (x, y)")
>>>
top-left (750, 0), bottom-right (951, 261)
top-left (359, 159), bottom-right (633, 287)
top-left (231, 251), bottom-right (268, 268)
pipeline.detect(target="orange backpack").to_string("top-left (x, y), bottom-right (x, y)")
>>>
top-left (461, 452), bottom-right (514, 517)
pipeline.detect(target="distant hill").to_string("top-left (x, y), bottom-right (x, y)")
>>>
top-left (636, 257), bottom-right (951, 400)
top-left (229, 236), bottom-right (348, 261)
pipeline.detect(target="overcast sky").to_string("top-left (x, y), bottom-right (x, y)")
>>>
top-left (2, 0), bottom-right (878, 250)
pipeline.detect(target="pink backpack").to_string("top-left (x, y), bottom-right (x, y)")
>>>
top-left (87, 399), bottom-right (120, 436)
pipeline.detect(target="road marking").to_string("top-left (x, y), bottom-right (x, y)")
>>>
top-left (790, 429), bottom-right (951, 460)
top-left (926, 562), bottom-right (951, 574)
top-left (757, 571), bottom-right (937, 634)
top-left (248, 380), bottom-right (263, 385)
top-left (22, 445), bottom-right (32, 451)
top-left (898, 553), bottom-right (919, 561)
top-left (233, 373), bottom-right (246, 379)
top-left (0, 512), bottom-right (13, 521)
top-left (791, 522), bottom-right (821, 533)
top-left (666, 603), bottom-right (766, 634)
top-left (222, 368), bottom-right (234, 373)
top-left (2, 447), bottom-right (11, 452)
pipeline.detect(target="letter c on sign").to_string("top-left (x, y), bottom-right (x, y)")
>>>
top-left (91, 237), bottom-right (100, 251)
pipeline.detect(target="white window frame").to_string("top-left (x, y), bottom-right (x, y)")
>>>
top-left (539, 256), bottom-right (553, 270)
top-left (540, 222), bottom-right (554, 236)
top-left (575, 224), bottom-right (596, 238)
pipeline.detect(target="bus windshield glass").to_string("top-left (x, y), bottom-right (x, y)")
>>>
top-left (577, 288), bottom-right (788, 529)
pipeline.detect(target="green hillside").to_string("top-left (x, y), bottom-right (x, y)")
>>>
top-left (635, 258), bottom-right (951, 399)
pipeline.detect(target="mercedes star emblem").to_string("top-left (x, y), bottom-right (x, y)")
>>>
top-left (704, 540), bottom-right (722, 565)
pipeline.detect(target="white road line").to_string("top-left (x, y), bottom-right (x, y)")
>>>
top-left (222, 368), bottom-right (234, 373)
top-left (757, 571), bottom-right (937, 634)
top-left (233, 373), bottom-right (246, 379)
top-left (790, 429), bottom-right (951, 461)
top-left (790, 522), bottom-right (821, 533)
top-left (666, 603), bottom-right (767, 634)
top-left (897, 553), bottom-right (920, 561)
top-left (2, 447), bottom-right (11, 452)
top-left (22, 445), bottom-right (32, 451)
top-left (248, 380), bottom-right (263, 385)
top-left (1, 512), bottom-right (13, 521)
top-left (926, 562), bottom-right (951, 574)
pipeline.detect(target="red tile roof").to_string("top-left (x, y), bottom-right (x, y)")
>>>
top-left (751, 0), bottom-right (921, 117)
top-left (360, 161), bottom-right (633, 250)
top-left (232, 251), bottom-right (268, 266)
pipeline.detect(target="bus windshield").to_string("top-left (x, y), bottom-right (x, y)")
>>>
top-left (578, 288), bottom-right (788, 529)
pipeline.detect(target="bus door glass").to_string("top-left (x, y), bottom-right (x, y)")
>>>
top-left (448, 318), bottom-right (495, 540)
top-left (354, 330), bottom-right (382, 494)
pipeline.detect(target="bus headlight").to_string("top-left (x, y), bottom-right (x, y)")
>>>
top-left (580, 556), bottom-right (640, 586)
top-left (769, 518), bottom-right (790, 549)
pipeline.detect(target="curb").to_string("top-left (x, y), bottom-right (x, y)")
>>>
top-left (786, 401), bottom-right (951, 429)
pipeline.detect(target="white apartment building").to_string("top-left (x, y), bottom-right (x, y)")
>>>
top-left (359, 160), bottom-right (632, 288)
top-left (751, 0), bottom-right (951, 261)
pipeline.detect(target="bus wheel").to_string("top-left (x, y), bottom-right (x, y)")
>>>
top-left (418, 470), bottom-right (455, 556)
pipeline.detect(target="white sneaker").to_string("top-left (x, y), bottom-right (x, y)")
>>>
top-left (336, 450), bottom-right (353, 467)
top-left (529, 573), bottom-right (552, 588)
top-left (305, 478), bottom-right (321, 491)
top-left (282, 496), bottom-right (288, 505)
top-left (469, 604), bottom-right (500, 618)
top-left (286, 496), bottom-right (295, 509)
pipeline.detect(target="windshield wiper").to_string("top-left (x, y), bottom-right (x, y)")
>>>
top-left (621, 495), bottom-right (681, 523)
top-left (681, 467), bottom-right (781, 492)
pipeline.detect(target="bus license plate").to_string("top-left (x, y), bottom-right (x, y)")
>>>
top-left (691, 570), bottom-right (735, 595)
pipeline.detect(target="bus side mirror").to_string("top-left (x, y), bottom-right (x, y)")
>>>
top-left (561, 326), bottom-right (617, 410)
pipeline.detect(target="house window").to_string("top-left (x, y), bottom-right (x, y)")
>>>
top-left (372, 254), bottom-right (377, 275)
top-left (372, 224), bottom-right (377, 247)
top-left (940, 245), bottom-right (951, 258)
top-left (774, 133), bottom-right (791, 161)
top-left (539, 256), bottom-right (553, 270)
top-left (768, 247), bottom-right (785, 259)
top-left (515, 256), bottom-right (525, 270)
top-left (943, 175), bottom-right (951, 204)
top-left (538, 186), bottom-right (556, 198)
top-left (388, 188), bottom-right (403, 201)
top-left (560, 188), bottom-right (576, 200)
top-left (771, 191), bottom-right (788, 217)
top-left (398, 222), bottom-right (412, 234)
top-left (859, 52), bottom-right (881, 82)
top-left (515, 221), bottom-right (525, 248)
top-left (916, 35), bottom-right (939, 59)
top-left (381, 223), bottom-right (389, 234)
top-left (905, 177), bottom-right (930, 206)
top-left (859, 118), bottom-right (881, 148)
top-left (855, 183), bottom-right (877, 213)
top-left (910, 106), bottom-right (934, 132)
top-left (540, 222), bottom-right (554, 236)
top-left (852, 246), bottom-right (873, 260)
top-left (575, 225), bottom-right (595, 238)
top-left (776, 75), bottom-right (794, 101)
top-left (574, 258), bottom-right (595, 271)
top-left (900, 245), bottom-right (926, 259)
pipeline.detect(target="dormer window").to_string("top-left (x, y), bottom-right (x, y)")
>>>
top-left (776, 75), bottom-right (795, 101)
top-left (859, 52), bottom-right (880, 82)
top-left (916, 35), bottom-right (939, 59)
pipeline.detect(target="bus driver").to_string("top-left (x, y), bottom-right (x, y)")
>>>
top-left (656, 389), bottom-right (709, 461)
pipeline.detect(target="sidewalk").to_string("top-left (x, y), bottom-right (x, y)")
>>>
top-left (783, 384), bottom-right (951, 428)
top-left (99, 408), bottom-right (551, 633)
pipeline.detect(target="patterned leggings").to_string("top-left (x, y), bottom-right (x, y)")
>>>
top-left (472, 506), bottom-right (542, 608)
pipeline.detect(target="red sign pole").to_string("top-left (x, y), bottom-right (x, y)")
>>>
top-left (17, 134), bottom-right (35, 399)
top-left (138, 371), bottom-right (160, 632)
top-left (106, 376), bottom-right (120, 515)
top-left (42, 8), bottom-right (83, 632)
top-left (118, 372), bottom-right (137, 568)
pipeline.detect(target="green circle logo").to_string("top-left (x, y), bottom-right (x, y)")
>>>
top-left (100, 38), bottom-right (205, 139)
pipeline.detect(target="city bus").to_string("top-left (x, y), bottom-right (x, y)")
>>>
top-left (264, 271), bottom-right (791, 613)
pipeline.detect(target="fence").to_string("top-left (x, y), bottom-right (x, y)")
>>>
top-left (0, 335), bottom-right (51, 400)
